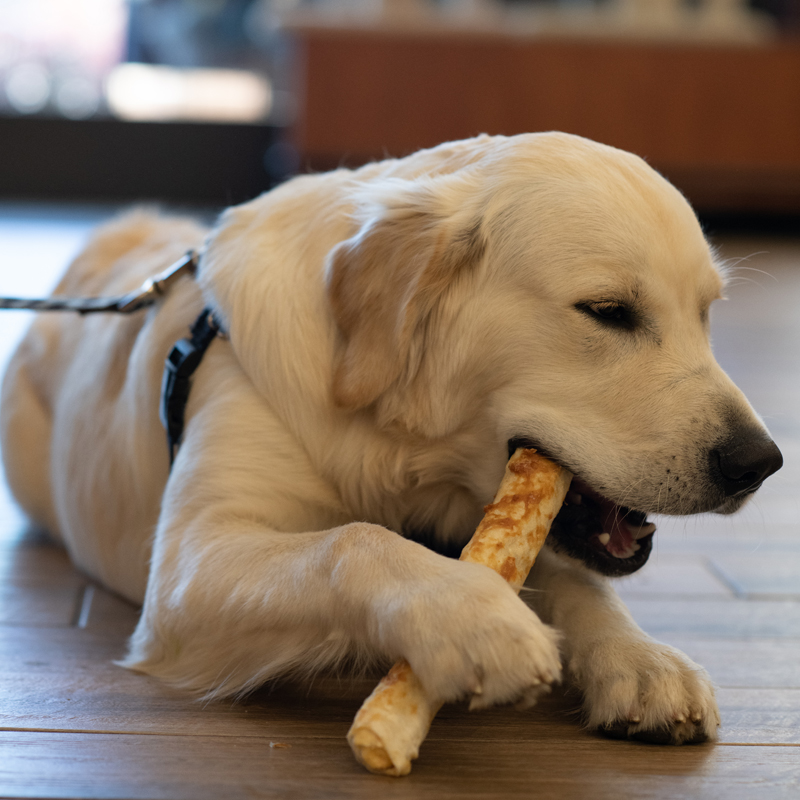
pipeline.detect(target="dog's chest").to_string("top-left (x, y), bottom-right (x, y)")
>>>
top-left (383, 480), bottom-right (485, 558)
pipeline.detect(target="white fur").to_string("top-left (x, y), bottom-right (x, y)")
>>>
top-left (1, 132), bottom-right (770, 742)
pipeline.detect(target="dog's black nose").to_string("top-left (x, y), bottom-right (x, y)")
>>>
top-left (712, 432), bottom-right (783, 497)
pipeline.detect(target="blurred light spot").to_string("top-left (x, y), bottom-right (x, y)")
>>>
top-left (55, 76), bottom-right (100, 119)
top-left (106, 63), bottom-right (272, 123)
top-left (0, 39), bottom-right (22, 71)
top-left (6, 62), bottom-right (51, 114)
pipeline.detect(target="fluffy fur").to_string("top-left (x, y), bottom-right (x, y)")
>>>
top-left (1, 132), bottom-right (780, 744)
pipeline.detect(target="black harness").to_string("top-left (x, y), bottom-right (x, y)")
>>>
top-left (160, 308), bottom-right (224, 466)
top-left (0, 249), bottom-right (222, 466)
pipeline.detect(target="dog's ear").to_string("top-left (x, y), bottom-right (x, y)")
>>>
top-left (327, 178), bottom-right (485, 410)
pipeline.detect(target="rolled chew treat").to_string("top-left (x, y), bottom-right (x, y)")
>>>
top-left (347, 448), bottom-right (572, 776)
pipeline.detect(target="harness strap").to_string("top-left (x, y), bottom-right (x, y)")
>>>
top-left (160, 308), bottom-right (224, 466)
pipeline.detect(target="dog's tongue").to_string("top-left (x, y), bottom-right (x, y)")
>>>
top-left (596, 498), bottom-right (639, 559)
top-left (570, 479), bottom-right (656, 560)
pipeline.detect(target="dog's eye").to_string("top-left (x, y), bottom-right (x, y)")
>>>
top-left (576, 301), bottom-right (635, 329)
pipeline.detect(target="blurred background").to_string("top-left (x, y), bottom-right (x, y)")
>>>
top-left (0, 0), bottom-right (798, 217)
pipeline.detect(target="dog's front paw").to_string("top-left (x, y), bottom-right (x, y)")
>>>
top-left (390, 562), bottom-right (562, 709)
top-left (571, 638), bottom-right (720, 745)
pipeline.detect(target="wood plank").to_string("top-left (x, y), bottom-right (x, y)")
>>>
top-left (0, 541), bottom-right (86, 626)
top-left (717, 689), bottom-right (800, 745)
top-left (709, 554), bottom-right (800, 599)
top-left (0, 625), bottom-right (585, 741)
top-left (0, 731), bottom-right (797, 800)
top-left (655, 637), bottom-right (800, 689)
top-left (615, 555), bottom-right (735, 598)
top-left (3, 625), bottom-right (799, 744)
top-left (0, 583), bottom-right (83, 627)
top-left (79, 583), bottom-right (140, 633)
top-left (626, 598), bottom-right (800, 638)
top-left (651, 525), bottom-right (800, 552)
top-left (0, 540), bottom-right (80, 584)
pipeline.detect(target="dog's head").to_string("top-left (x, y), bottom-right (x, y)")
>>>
top-left (327, 132), bottom-right (782, 576)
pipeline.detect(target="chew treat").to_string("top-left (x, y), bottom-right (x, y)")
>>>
top-left (347, 448), bottom-right (572, 776)
top-left (346, 659), bottom-right (437, 776)
top-left (459, 448), bottom-right (572, 588)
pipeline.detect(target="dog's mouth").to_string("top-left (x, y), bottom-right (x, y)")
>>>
top-left (548, 477), bottom-right (655, 577)
top-left (508, 439), bottom-right (654, 577)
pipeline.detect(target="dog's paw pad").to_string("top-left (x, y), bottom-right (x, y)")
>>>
top-left (597, 720), bottom-right (630, 740)
top-left (598, 719), bottom-right (712, 745)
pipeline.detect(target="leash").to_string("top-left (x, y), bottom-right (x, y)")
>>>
top-left (0, 251), bottom-right (199, 314)
top-left (0, 249), bottom-right (223, 465)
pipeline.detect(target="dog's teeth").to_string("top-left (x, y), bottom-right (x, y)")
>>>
top-left (598, 533), bottom-right (611, 546)
top-left (624, 521), bottom-right (657, 539)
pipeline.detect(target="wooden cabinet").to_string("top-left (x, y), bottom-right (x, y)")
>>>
top-left (289, 25), bottom-right (800, 212)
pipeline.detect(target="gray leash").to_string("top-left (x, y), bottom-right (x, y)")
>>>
top-left (0, 251), bottom-right (199, 314)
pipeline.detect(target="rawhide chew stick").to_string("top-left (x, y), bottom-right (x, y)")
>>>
top-left (347, 448), bottom-right (572, 776)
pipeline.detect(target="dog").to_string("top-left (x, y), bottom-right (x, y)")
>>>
top-left (1, 132), bottom-right (782, 745)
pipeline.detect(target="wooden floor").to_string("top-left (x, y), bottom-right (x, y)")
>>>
top-left (0, 209), bottom-right (799, 799)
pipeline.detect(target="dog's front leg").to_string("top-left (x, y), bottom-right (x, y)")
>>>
top-left (527, 548), bottom-right (720, 743)
top-left (119, 346), bottom-right (561, 706)
top-left (124, 508), bottom-right (562, 706)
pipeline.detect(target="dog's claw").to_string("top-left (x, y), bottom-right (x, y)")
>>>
top-left (514, 682), bottom-right (550, 711)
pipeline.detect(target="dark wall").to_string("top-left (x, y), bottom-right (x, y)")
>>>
top-left (0, 117), bottom-right (291, 205)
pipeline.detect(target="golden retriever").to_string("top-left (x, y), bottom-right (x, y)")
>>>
top-left (1, 132), bottom-right (782, 745)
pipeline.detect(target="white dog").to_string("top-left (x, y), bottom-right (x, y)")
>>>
top-left (1, 132), bottom-right (782, 745)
